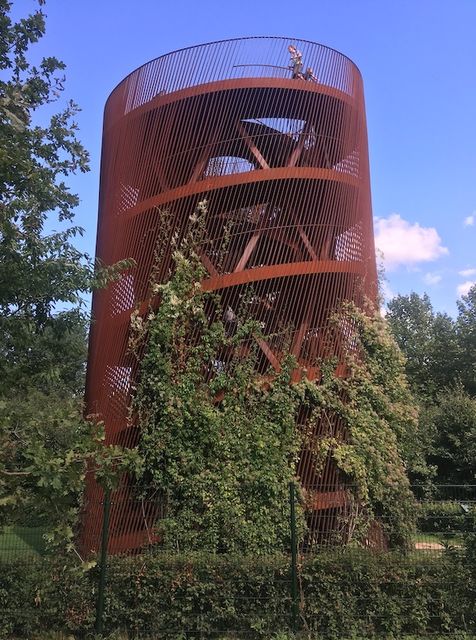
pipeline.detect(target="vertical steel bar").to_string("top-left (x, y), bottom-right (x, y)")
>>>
top-left (289, 481), bottom-right (299, 632)
top-left (95, 488), bottom-right (111, 635)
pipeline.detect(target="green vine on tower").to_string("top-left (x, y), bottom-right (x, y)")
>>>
top-left (131, 202), bottom-right (417, 552)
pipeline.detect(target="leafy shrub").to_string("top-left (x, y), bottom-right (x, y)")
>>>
top-left (416, 501), bottom-right (473, 535)
top-left (1, 546), bottom-right (476, 639)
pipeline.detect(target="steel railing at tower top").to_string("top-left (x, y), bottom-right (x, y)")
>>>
top-left (104, 36), bottom-right (363, 125)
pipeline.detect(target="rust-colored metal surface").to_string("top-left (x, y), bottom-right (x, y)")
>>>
top-left (81, 37), bottom-right (377, 554)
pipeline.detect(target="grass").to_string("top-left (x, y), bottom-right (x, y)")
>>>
top-left (0, 525), bottom-right (46, 560)
top-left (412, 532), bottom-right (465, 546)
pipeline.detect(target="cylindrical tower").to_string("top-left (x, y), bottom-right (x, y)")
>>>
top-left (83, 37), bottom-right (377, 553)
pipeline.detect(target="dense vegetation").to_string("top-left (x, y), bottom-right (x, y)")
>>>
top-left (387, 288), bottom-right (476, 487)
top-left (0, 0), bottom-right (134, 549)
top-left (131, 207), bottom-right (417, 550)
top-left (2, 544), bottom-right (476, 638)
top-left (131, 208), bottom-right (304, 552)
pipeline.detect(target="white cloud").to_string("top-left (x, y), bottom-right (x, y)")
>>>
top-left (374, 214), bottom-right (448, 271)
top-left (457, 281), bottom-right (476, 297)
top-left (459, 268), bottom-right (476, 277)
top-left (423, 272), bottom-right (442, 286)
top-left (463, 214), bottom-right (475, 227)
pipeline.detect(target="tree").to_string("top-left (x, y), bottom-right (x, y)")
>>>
top-left (387, 287), bottom-right (476, 486)
top-left (0, 2), bottom-right (134, 549)
top-left (386, 293), bottom-right (437, 397)
top-left (0, 0), bottom-right (92, 386)
top-left (386, 292), bottom-right (461, 398)
top-left (430, 311), bottom-right (462, 394)
top-left (0, 307), bottom-right (88, 398)
top-left (421, 383), bottom-right (476, 485)
top-left (0, 0), bottom-right (91, 271)
top-left (456, 284), bottom-right (476, 396)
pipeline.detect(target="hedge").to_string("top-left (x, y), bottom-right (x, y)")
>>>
top-left (1, 546), bottom-right (476, 638)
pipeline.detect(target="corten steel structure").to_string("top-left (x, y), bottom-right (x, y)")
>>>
top-left (82, 37), bottom-right (377, 554)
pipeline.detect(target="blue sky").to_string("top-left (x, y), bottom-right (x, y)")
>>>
top-left (28, 0), bottom-right (476, 316)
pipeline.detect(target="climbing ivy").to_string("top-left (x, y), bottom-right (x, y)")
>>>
top-left (131, 203), bottom-right (417, 551)
top-left (300, 302), bottom-right (419, 547)
top-left (131, 205), bottom-right (303, 552)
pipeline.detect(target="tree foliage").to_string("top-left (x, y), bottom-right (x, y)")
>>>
top-left (456, 285), bottom-right (476, 396)
top-left (387, 285), bottom-right (476, 486)
top-left (387, 288), bottom-right (476, 400)
top-left (0, 1), bottom-right (134, 549)
top-left (386, 293), bottom-right (460, 398)
top-left (421, 383), bottom-right (476, 485)
top-left (0, 1), bottom-right (91, 322)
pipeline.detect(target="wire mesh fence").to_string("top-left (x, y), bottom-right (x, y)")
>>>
top-left (1, 484), bottom-right (475, 561)
top-left (0, 524), bottom-right (47, 560)
top-left (73, 483), bottom-right (476, 558)
top-left (1, 484), bottom-right (476, 637)
top-left (299, 483), bottom-right (476, 555)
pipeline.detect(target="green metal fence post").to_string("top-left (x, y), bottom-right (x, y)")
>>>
top-left (289, 481), bottom-right (299, 632)
top-left (95, 488), bottom-right (111, 635)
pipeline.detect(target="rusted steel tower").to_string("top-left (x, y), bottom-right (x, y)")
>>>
top-left (83, 37), bottom-right (377, 553)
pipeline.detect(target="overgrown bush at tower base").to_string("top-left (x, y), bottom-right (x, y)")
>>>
top-left (131, 205), bottom-right (305, 553)
top-left (130, 204), bottom-right (418, 553)
top-left (1, 547), bottom-right (476, 638)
